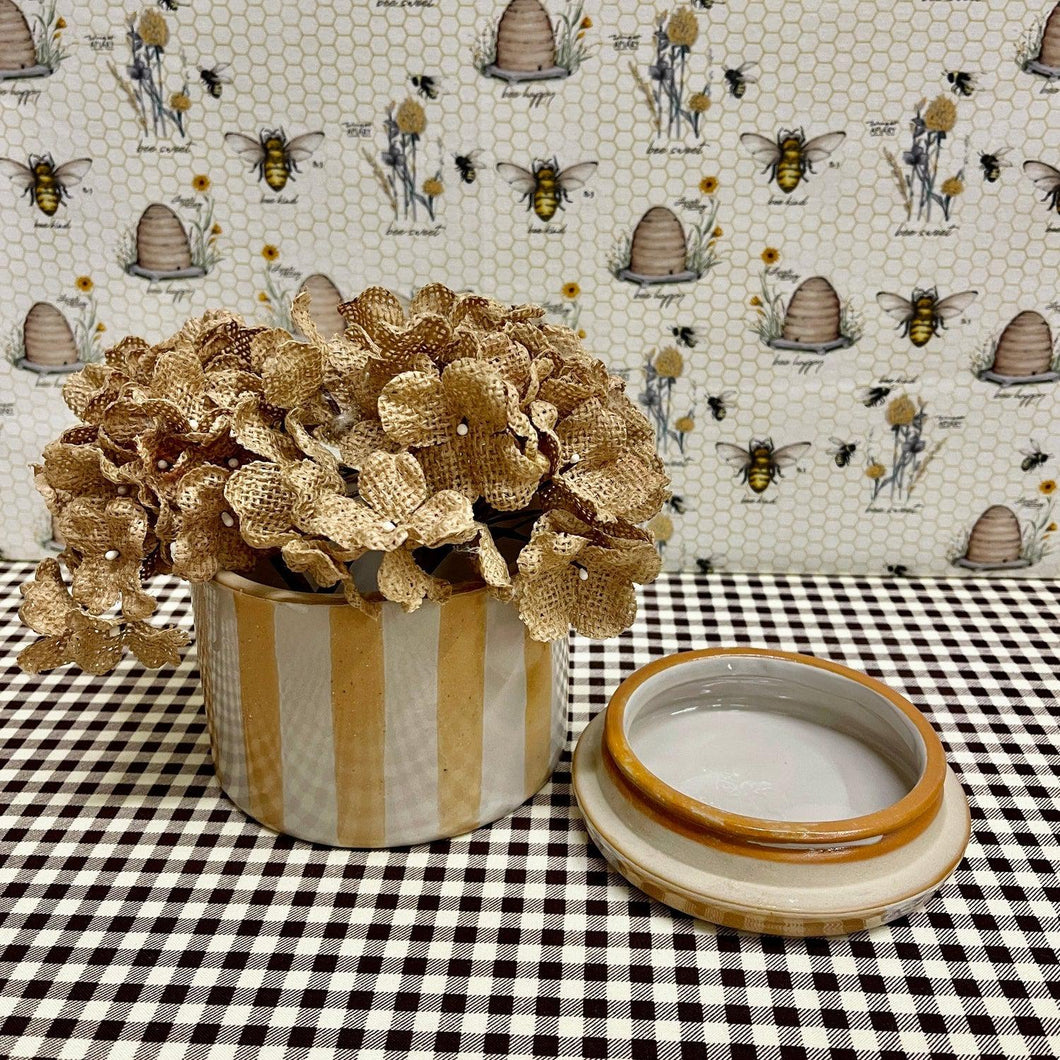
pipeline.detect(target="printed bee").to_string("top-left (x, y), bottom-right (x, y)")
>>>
top-left (667, 495), bottom-right (687, 514)
top-left (828, 438), bottom-right (858, 468)
top-left (410, 74), bottom-right (439, 100)
top-left (1021, 441), bottom-right (1051, 472)
top-left (496, 157), bottom-right (598, 221)
top-left (695, 557), bottom-right (715, 574)
top-left (0, 153), bottom-right (92, 216)
top-left (1023, 160), bottom-right (1060, 213)
top-left (875, 287), bottom-right (978, 348)
top-left (692, 0), bottom-right (717, 8)
top-left (946, 71), bottom-right (976, 97)
top-left (723, 61), bottom-right (758, 98)
top-left (740, 127), bottom-right (846, 192)
top-left (671, 325), bottom-right (698, 348)
top-left (224, 128), bottom-right (325, 191)
top-left (199, 63), bottom-right (231, 99)
top-left (156, 0), bottom-right (182, 9)
top-left (978, 148), bottom-right (1011, 183)
top-left (885, 564), bottom-right (910, 578)
top-left (453, 151), bottom-right (481, 185)
top-left (858, 385), bottom-right (893, 408)
top-left (707, 390), bottom-right (734, 421)
top-left (716, 438), bottom-right (811, 493)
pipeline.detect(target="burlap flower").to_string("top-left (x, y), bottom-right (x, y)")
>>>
top-left (21, 283), bottom-right (667, 675)
top-left (18, 559), bottom-right (186, 675)
top-left (358, 452), bottom-right (476, 549)
top-left (55, 497), bottom-right (155, 619)
top-left (223, 461), bottom-right (297, 548)
top-left (378, 359), bottom-right (547, 509)
top-left (515, 510), bottom-right (661, 641)
top-left (542, 395), bottom-right (671, 524)
top-left (283, 461), bottom-right (407, 554)
top-left (171, 465), bottom-right (258, 582)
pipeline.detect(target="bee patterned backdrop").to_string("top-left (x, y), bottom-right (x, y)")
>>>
top-left (1, 0), bottom-right (1059, 578)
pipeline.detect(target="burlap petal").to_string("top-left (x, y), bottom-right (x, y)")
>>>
top-left (373, 314), bottom-right (453, 361)
top-left (477, 333), bottom-right (532, 394)
top-left (285, 408), bottom-right (344, 478)
top-left (62, 363), bottom-right (121, 420)
top-left (125, 622), bottom-right (188, 669)
top-left (231, 395), bottom-right (302, 464)
top-left (451, 295), bottom-right (507, 332)
top-left (224, 462), bottom-right (296, 548)
top-left (442, 359), bottom-right (514, 432)
top-left (280, 537), bottom-right (356, 591)
top-left (377, 547), bottom-right (451, 612)
top-left (473, 524), bottom-right (514, 598)
top-left (557, 397), bottom-right (625, 464)
top-left (357, 452), bottom-right (428, 523)
top-left (150, 347), bottom-right (210, 420)
top-left (262, 336), bottom-right (324, 410)
top-left (378, 371), bottom-right (455, 448)
top-left (338, 286), bottom-right (406, 336)
top-left (19, 558), bottom-right (76, 636)
top-left (289, 289), bottom-right (324, 345)
top-left (336, 419), bottom-right (401, 469)
top-left (65, 613), bottom-right (127, 674)
top-left (17, 635), bottom-right (72, 674)
top-left (409, 283), bottom-right (457, 319)
top-left (407, 490), bottom-right (476, 549)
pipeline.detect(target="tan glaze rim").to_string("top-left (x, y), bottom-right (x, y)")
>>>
top-left (214, 569), bottom-right (487, 607)
top-left (603, 647), bottom-right (948, 863)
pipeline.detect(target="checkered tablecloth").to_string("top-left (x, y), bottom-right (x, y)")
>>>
top-left (1, 561), bottom-right (1059, 1060)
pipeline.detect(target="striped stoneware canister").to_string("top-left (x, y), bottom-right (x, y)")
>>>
top-left (191, 572), bottom-right (568, 848)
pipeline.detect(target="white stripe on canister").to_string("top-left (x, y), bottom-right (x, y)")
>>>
top-left (274, 603), bottom-right (338, 843)
top-left (479, 596), bottom-right (529, 822)
top-left (550, 636), bottom-right (570, 763)
top-left (202, 581), bottom-right (250, 809)
top-left (383, 601), bottom-right (441, 846)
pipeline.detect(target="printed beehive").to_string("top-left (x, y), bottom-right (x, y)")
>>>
top-left (485, 0), bottom-right (565, 81)
top-left (960, 506), bottom-right (1024, 567)
top-left (1028, 3), bottom-right (1060, 75)
top-left (0, 0), bottom-right (40, 79)
top-left (298, 274), bottom-right (346, 338)
top-left (773, 277), bottom-right (849, 351)
top-left (628, 207), bottom-right (688, 279)
top-left (128, 204), bottom-right (205, 280)
top-left (20, 302), bottom-right (78, 373)
top-left (984, 310), bottom-right (1056, 382)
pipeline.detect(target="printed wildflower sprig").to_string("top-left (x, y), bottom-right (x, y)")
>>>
top-left (646, 7), bottom-right (711, 140)
top-left (115, 9), bottom-right (190, 139)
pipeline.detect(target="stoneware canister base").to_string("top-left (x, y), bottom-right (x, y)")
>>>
top-left (192, 572), bottom-right (568, 848)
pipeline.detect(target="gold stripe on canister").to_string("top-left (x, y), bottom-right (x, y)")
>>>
top-left (436, 591), bottom-right (487, 836)
top-left (233, 591), bottom-right (285, 830)
top-left (331, 605), bottom-right (387, 846)
top-left (191, 585), bottom-right (220, 787)
top-left (524, 634), bottom-right (553, 795)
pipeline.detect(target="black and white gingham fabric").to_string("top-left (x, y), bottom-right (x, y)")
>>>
top-left (1, 561), bottom-right (1059, 1059)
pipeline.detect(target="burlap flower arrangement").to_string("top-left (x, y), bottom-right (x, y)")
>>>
top-left (18, 285), bottom-right (668, 674)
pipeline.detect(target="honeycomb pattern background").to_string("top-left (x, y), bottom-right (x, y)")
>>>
top-left (0, 0), bottom-right (1058, 578)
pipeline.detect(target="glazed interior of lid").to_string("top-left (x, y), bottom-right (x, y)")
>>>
top-left (604, 649), bottom-right (946, 856)
top-left (622, 656), bottom-right (925, 823)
